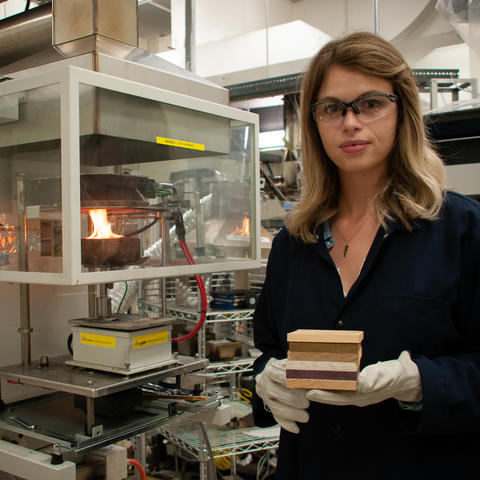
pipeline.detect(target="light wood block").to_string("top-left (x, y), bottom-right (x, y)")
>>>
top-left (286, 329), bottom-right (363, 391)
top-left (286, 360), bottom-right (357, 371)
top-left (288, 351), bottom-right (361, 367)
top-left (286, 378), bottom-right (358, 390)
top-left (287, 329), bottom-right (364, 344)
top-left (288, 349), bottom-right (361, 364)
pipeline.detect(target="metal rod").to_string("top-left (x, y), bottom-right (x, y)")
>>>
top-left (86, 397), bottom-right (95, 436)
top-left (96, 283), bottom-right (112, 318)
top-left (161, 215), bottom-right (167, 317)
top-left (133, 434), bottom-right (146, 480)
top-left (174, 445), bottom-right (179, 476)
top-left (185, 0), bottom-right (196, 72)
top-left (99, 283), bottom-right (107, 297)
top-left (373, 0), bottom-right (379, 34)
top-left (265, 0), bottom-right (270, 76)
top-left (161, 278), bottom-right (167, 317)
top-left (19, 284), bottom-right (32, 366)
top-left (231, 452), bottom-right (237, 478)
top-left (88, 284), bottom-right (97, 318)
top-left (199, 422), bottom-right (217, 480)
top-left (195, 191), bottom-right (205, 251)
top-left (16, 174), bottom-right (32, 366)
top-left (138, 280), bottom-right (145, 316)
top-left (16, 175), bottom-right (27, 271)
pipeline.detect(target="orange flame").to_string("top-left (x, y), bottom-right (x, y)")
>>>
top-left (0, 224), bottom-right (16, 254)
top-left (231, 213), bottom-right (250, 237)
top-left (86, 209), bottom-right (123, 239)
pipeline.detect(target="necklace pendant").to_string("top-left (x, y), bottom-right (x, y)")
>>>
top-left (343, 244), bottom-right (349, 257)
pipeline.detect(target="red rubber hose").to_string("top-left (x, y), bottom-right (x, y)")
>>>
top-left (171, 240), bottom-right (208, 342)
top-left (127, 458), bottom-right (147, 480)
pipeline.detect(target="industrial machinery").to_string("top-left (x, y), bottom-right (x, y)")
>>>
top-left (424, 98), bottom-right (480, 199)
top-left (0, 65), bottom-right (260, 286)
top-left (0, 1), bottom-right (260, 478)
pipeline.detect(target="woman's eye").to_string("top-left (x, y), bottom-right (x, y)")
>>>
top-left (362, 99), bottom-right (380, 110)
top-left (358, 97), bottom-right (387, 112)
top-left (322, 103), bottom-right (341, 115)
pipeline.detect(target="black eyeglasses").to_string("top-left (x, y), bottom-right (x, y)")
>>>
top-left (311, 93), bottom-right (399, 125)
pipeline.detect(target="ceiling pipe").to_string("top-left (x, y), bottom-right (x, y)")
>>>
top-left (185, 0), bottom-right (196, 72)
top-left (52, 0), bottom-right (138, 59)
top-left (0, 3), bottom-right (52, 67)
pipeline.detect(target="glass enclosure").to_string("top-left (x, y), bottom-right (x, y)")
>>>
top-left (0, 66), bottom-right (259, 285)
top-left (0, 83), bottom-right (62, 274)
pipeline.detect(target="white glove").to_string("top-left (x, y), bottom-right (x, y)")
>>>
top-left (256, 358), bottom-right (310, 433)
top-left (306, 351), bottom-right (422, 407)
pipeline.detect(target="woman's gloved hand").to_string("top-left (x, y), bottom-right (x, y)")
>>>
top-left (255, 358), bottom-right (310, 433)
top-left (306, 351), bottom-right (422, 407)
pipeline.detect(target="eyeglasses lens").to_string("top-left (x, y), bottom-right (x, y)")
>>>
top-left (313, 95), bottom-right (396, 125)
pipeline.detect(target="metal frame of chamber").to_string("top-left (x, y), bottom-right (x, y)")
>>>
top-left (0, 64), bottom-right (261, 285)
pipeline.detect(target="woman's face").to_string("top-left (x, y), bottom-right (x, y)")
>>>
top-left (314, 64), bottom-right (398, 179)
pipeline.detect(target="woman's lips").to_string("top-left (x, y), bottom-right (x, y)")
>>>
top-left (340, 140), bottom-right (370, 153)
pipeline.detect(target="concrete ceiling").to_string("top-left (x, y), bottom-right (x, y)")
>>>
top-left (138, 0), bottom-right (171, 39)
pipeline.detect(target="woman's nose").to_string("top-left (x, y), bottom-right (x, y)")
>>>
top-left (342, 108), bottom-right (362, 130)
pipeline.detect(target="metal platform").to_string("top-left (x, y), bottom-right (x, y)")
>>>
top-left (0, 391), bottom-right (171, 453)
top-left (68, 314), bottom-right (175, 330)
top-left (0, 390), bottom-right (219, 456)
top-left (64, 356), bottom-right (177, 375)
top-left (0, 354), bottom-right (214, 457)
top-left (0, 354), bottom-right (208, 398)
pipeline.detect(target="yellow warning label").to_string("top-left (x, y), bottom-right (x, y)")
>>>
top-left (80, 332), bottom-right (116, 349)
top-left (133, 331), bottom-right (169, 349)
top-left (156, 136), bottom-right (205, 151)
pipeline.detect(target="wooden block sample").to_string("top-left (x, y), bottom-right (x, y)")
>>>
top-left (285, 379), bottom-right (358, 391)
top-left (286, 329), bottom-right (363, 391)
top-left (288, 346), bottom-right (362, 364)
top-left (287, 329), bottom-right (363, 343)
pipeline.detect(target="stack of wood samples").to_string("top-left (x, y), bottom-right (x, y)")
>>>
top-left (286, 329), bottom-right (364, 391)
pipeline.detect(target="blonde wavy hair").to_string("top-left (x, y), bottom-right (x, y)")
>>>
top-left (286, 31), bottom-right (446, 244)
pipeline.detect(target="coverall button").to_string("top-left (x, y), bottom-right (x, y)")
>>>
top-left (331, 424), bottom-right (342, 435)
top-left (336, 320), bottom-right (344, 329)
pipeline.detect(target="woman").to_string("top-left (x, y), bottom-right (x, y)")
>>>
top-left (253, 32), bottom-right (480, 479)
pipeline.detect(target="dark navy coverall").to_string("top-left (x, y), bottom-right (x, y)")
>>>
top-left (252, 191), bottom-right (480, 479)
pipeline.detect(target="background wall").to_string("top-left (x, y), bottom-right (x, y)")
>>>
top-left (1, 0), bottom-right (475, 101)
top-left (155, 0), bottom-right (475, 100)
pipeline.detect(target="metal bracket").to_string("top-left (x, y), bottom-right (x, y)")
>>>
top-left (180, 372), bottom-right (211, 390)
top-left (17, 327), bottom-right (33, 334)
top-left (167, 402), bottom-right (177, 417)
top-left (91, 424), bottom-right (103, 437)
